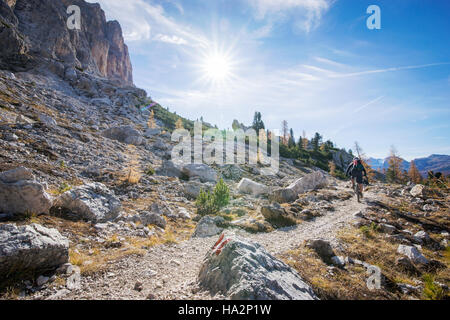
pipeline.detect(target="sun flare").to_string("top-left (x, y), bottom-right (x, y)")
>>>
top-left (202, 54), bottom-right (232, 81)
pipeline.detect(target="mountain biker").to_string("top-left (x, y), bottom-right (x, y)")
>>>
top-left (346, 157), bottom-right (368, 197)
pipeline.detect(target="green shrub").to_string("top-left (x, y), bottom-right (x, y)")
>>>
top-left (145, 166), bottom-right (155, 176)
top-left (213, 178), bottom-right (230, 208)
top-left (195, 189), bottom-right (219, 216)
top-left (195, 179), bottom-right (230, 216)
top-left (422, 274), bottom-right (445, 300)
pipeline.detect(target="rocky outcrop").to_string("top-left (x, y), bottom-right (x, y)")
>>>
top-left (237, 178), bottom-right (269, 196)
top-left (397, 245), bottom-right (429, 265)
top-left (270, 171), bottom-right (328, 203)
top-left (0, 223), bottom-right (69, 280)
top-left (0, 0), bottom-right (133, 85)
top-left (53, 182), bottom-right (122, 223)
top-left (102, 125), bottom-right (143, 146)
top-left (0, 167), bottom-right (53, 215)
top-left (137, 211), bottom-right (166, 229)
top-left (181, 164), bottom-right (218, 183)
top-left (198, 233), bottom-right (318, 300)
top-left (261, 203), bottom-right (296, 227)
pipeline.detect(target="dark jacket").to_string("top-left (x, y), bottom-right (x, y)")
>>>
top-left (346, 161), bottom-right (367, 178)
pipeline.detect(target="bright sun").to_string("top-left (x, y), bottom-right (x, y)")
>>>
top-left (202, 54), bottom-right (232, 82)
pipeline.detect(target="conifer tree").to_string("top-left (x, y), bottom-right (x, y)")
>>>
top-left (408, 160), bottom-right (422, 184)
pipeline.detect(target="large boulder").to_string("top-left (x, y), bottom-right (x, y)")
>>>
top-left (157, 160), bottom-right (183, 178)
top-left (397, 245), bottom-right (429, 265)
top-left (0, 167), bottom-right (53, 215)
top-left (181, 164), bottom-right (218, 183)
top-left (0, 223), bottom-right (69, 280)
top-left (138, 211), bottom-right (166, 229)
top-left (270, 171), bottom-right (328, 203)
top-left (53, 183), bottom-right (122, 223)
top-left (260, 203), bottom-right (296, 227)
top-left (192, 216), bottom-right (225, 238)
top-left (102, 125), bottom-right (143, 146)
top-left (409, 185), bottom-right (430, 199)
top-left (198, 233), bottom-right (318, 300)
top-left (237, 178), bottom-right (269, 197)
top-left (306, 239), bottom-right (335, 261)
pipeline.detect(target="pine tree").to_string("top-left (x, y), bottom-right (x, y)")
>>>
top-left (252, 112), bottom-right (265, 132)
top-left (408, 161), bottom-right (422, 184)
top-left (147, 110), bottom-right (156, 129)
top-left (311, 132), bottom-right (322, 151)
top-left (297, 137), bottom-right (303, 150)
top-left (386, 146), bottom-right (403, 184)
top-left (288, 128), bottom-right (295, 148)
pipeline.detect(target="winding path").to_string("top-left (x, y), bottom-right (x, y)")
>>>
top-left (62, 182), bottom-right (375, 300)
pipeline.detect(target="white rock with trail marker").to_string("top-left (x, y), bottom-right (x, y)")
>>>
top-left (198, 233), bottom-right (319, 300)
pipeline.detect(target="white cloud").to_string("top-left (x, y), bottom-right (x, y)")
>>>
top-left (86, 0), bottom-right (207, 46)
top-left (247, 0), bottom-right (332, 33)
top-left (153, 34), bottom-right (188, 45)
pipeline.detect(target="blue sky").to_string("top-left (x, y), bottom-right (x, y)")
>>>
top-left (87, 0), bottom-right (450, 160)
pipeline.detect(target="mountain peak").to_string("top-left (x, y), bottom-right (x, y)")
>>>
top-left (0, 0), bottom-right (133, 85)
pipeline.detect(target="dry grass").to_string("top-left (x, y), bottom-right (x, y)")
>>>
top-left (281, 224), bottom-right (449, 300)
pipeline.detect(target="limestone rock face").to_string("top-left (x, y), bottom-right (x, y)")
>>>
top-left (198, 233), bottom-right (319, 300)
top-left (53, 182), bottom-right (122, 223)
top-left (0, 0), bottom-right (33, 71)
top-left (0, 0), bottom-right (133, 85)
top-left (0, 167), bottom-right (53, 215)
top-left (0, 223), bottom-right (69, 280)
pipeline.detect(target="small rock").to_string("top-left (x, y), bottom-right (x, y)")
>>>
top-left (36, 275), bottom-right (49, 287)
top-left (134, 282), bottom-right (143, 292)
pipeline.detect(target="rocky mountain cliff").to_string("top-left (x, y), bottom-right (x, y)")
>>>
top-left (0, 0), bottom-right (133, 85)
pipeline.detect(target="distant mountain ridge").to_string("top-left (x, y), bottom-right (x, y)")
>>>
top-left (367, 154), bottom-right (450, 176)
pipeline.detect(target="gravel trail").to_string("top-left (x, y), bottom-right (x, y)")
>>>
top-left (61, 183), bottom-right (375, 300)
